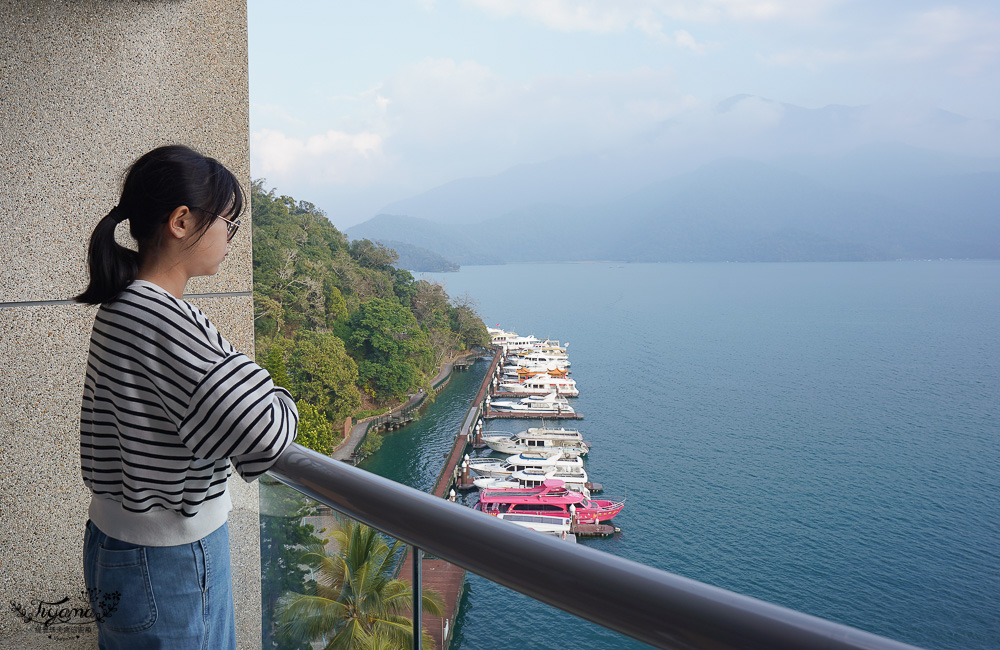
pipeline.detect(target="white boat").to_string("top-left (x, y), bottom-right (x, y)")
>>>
top-left (498, 372), bottom-right (579, 397)
top-left (505, 352), bottom-right (571, 369)
top-left (489, 393), bottom-right (575, 415)
top-left (481, 426), bottom-right (590, 456)
top-left (467, 451), bottom-right (584, 479)
top-left (489, 328), bottom-right (540, 352)
top-left (511, 346), bottom-right (569, 362)
top-left (475, 466), bottom-right (592, 496)
top-left (495, 512), bottom-right (576, 541)
top-left (531, 340), bottom-right (569, 356)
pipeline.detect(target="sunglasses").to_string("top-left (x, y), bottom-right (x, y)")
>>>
top-left (198, 208), bottom-right (241, 241)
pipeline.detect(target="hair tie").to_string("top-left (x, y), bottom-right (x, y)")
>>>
top-left (110, 205), bottom-right (127, 224)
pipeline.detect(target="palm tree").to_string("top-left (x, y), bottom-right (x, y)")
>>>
top-left (277, 518), bottom-right (445, 650)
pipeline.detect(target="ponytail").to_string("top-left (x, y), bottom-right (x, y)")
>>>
top-left (74, 208), bottom-right (139, 305)
top-left (73, 145), bottom-right (245, 305)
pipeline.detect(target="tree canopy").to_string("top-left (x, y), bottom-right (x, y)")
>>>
top-left (252, 180), bottom-right (490, 453)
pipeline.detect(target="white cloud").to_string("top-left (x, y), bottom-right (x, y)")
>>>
top-left (251, 128), bottom-right (392, 187)
top-left (673, 29), bottom-right (705, 53)
top-left (252, 58), bottom-right (695, 193)
top-left (890, 7), bottom-right (1000, 75)
top-left (378, 58), bottom-right (693, 181)
top-left (252, 103), bottom-right (309, 128)
top-left (761, 6), bottom-right (1000, 76)
top-left (463, 0), bottom-right (839, 35)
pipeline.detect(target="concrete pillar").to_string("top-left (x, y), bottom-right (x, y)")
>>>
top-left (0, 2), bottom-right (258, 648)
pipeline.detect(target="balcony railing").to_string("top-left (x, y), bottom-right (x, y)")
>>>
top-left (269, 443), bottom-right (922, 650)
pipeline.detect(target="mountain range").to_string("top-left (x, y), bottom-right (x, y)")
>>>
top-left (347, 96), bottom-right (1000, 267)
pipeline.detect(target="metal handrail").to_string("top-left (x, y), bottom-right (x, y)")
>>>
top-left (268, 443), bottom-right (923, 650)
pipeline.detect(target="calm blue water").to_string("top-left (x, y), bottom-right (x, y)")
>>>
top-left (365, 261), bottom-right (1000, 650)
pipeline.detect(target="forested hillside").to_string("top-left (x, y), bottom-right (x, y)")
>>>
top-left (251, 181), bottom-right (489, 454)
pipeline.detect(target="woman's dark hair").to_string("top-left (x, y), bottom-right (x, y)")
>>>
top-left (74, 145), bottom-right (246, 305)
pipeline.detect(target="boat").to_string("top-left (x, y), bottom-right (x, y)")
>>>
top-left (510, 347), bottom-right (569, 362)
top-left (488, 393), bottom-right (575, 415)
top-left (495, 512), bottom-right (576, 541)
top-left (467, 451), bottom-right (584, 479)
top-left (518, 365), bottom-right (568, 379)
top-left (502, 362), bottom-right (570, 378)
top-left (530, 340), bottom-right (569, 356)
top-left (505, 352), bottom-right (571, 369)
top-left (481, 426), bottom-right (590, 456)
top-left (474, 466), bottom-right (592, 496)
top-left (498, 372), bottom-right (579, 397)
top-left (489, 328), bottom-right (540, 352)
top-left (475, 479), bottom-right (625, 523)
top-left (500, 365), bottom-right (570, 382)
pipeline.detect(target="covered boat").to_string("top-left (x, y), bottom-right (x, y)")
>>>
top-left (481, 426), bottom-right (590, 456)
top-left (467, 451), bottom-right (584, 479)
top-left (489, 393), bottom-right (575, 415)
top-left (498, 372), bottom-right (579, 397)
top-left (474, 466), bottom-right (592, 496)
top-left (496, 512), bottom-right (576, 541)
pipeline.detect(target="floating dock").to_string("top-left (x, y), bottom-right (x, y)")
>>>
top-left (570, 522), bottom-right (619, 537)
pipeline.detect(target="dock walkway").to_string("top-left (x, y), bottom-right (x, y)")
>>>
top-left (394, 348), bottom-right (503, 649)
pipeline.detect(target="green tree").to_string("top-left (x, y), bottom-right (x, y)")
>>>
top-left (295, 400), bottom-right (336, 456)
top-left (260, 339), bottom-right (292, 390)
top-left (355, 431), bottom-right (383, 461)
top-left (277, 519), bottom-right (444, 650)
top-left (349, 238), bottom-right (398, 271)
top-left (288, 331), bottom-right (362, 423)
top-left (348, 298), bottom-right (433, 402)
top-left (251, 180), bottom-right (489, 412)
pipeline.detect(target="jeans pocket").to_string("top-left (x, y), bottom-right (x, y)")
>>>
top-left (94, 545), bottom-right (157, 633)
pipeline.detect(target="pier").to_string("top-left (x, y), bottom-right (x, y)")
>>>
top-left (396, 347), bottom-right (504, 649)
top-left (399, 343), bottom-right (598, 647)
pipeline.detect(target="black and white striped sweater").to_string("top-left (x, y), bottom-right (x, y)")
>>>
top-left (80, 280), bottom-right (298, 545)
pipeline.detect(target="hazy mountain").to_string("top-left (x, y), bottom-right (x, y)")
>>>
top-left (375, 150), bottom-right (653, 225)
top-left (373, 240), bottom-right (459, 272)
top-left (349, 97), bottom-right (1000, 264)
top-left (346, 214), bottom-right (504, 266)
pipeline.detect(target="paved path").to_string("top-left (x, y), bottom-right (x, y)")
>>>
top-left (330, 356), bottom-right (471, 462)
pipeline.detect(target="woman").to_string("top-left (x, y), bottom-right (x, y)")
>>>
top-left (75, 145), bottom-right (298, 649)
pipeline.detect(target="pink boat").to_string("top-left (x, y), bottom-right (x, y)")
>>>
top-left (475, 479), bottom-right (624, 523)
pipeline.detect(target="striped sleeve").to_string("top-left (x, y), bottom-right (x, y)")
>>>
top-left (177, 352), bottom-right (298, 482)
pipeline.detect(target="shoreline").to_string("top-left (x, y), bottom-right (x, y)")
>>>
top-left (331, 349), bottom-right (483, 462)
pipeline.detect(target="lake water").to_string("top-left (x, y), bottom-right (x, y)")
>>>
top-left (364, 261), bottom-right (1000, 650)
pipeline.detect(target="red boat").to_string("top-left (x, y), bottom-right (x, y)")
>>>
top-left (474, 479), bottom-right (624, 523)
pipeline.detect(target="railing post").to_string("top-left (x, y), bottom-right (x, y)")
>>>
top-left (412, 546), bottom-right (422, 650)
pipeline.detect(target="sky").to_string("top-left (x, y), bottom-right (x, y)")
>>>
top-left (248, 0), bottom-right (1000, 229)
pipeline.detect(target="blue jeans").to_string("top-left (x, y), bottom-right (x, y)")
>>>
top-left (83, 519), bottom-right (236, 650)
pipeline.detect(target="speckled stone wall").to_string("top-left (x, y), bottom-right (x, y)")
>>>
top-left (0, 2), bottom-right (260, 648)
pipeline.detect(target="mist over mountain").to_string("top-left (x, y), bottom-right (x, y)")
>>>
top-left (348, 96), bottom-right (1000, 265)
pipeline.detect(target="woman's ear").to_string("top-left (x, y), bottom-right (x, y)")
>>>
top-left (165, 206), bottom-right (192, 240)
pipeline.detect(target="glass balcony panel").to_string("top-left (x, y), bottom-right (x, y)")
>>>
top-left (260, 477), bottom-right (437, 650)
top-left (454, 567), bottom-right (654, 650)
